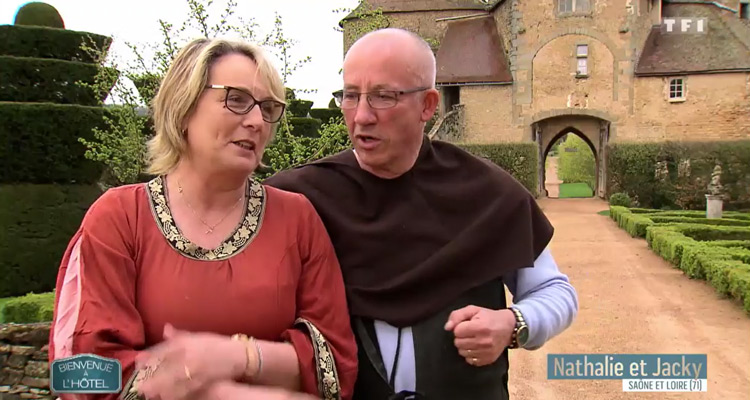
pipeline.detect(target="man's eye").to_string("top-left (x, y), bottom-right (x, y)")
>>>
top-left (343, 93), bottom-right (358, 100)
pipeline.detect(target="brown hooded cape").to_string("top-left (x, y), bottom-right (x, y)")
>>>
top-left (263, 135), bottom-right (554, 328)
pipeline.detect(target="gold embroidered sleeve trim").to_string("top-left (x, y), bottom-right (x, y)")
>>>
top-left (295, 317), bottom-right (342, 400)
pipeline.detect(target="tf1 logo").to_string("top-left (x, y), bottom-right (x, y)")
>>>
top-left (661, 17), bottom-right (708, 34)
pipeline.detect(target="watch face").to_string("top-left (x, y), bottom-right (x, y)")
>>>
top-left (517, 326), bottom-right (529, 345)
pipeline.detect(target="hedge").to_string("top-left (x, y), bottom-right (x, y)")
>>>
top-left (610, 206), bottom-right (750, 239)
top-left (309, 108), bottom-right (343, 123)
top-left (289, 117), bottom-right (322, 138)
top-left (0, 184), bottom-right (102, 298)
top-left (287, 99), bottom-right (314, 117)
top-left (0, 103), bottom-right (108, 184)
top-left (644, 224), bottom-right (750, 313)
top-left (607, 140), bottom-right (750, 210)
top-left (0, 56), bottom-right (116, 105)
top-left (0, 25), bottom-right (111, 63)
top-left (2, 292), bottom-right (55, 323)
top-left (459, 143), bottom-right (538, 197)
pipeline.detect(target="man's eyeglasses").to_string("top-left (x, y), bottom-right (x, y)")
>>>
top-left (206, 85), bottom-right (286, 123)
top-left (332, 87), bottom-right (430, 109)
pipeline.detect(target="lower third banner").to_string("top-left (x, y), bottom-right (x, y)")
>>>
top-left (547, 353), bottom-right (707, 392)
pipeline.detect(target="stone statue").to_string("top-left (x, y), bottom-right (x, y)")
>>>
top-left (708, 164), bottom-right (722, 196)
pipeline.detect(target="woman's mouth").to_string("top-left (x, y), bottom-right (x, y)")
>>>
top-left (232, 140), bottom-right (255, 151)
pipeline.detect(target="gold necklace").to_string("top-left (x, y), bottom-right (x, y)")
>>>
top-left (177, 180), bottom-right (245, 235)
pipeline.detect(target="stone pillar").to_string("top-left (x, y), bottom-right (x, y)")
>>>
top-left (706, 195), bottom-right (723, 219)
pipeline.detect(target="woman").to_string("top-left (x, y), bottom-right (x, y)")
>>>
top-left (48, 38), bottom-right (357, 400)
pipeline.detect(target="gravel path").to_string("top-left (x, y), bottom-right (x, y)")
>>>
top-left (506, 197), bottom-right (750, 399)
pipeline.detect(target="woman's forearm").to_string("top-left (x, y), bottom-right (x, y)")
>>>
top-left (239, 339), bottom-right (301, 391)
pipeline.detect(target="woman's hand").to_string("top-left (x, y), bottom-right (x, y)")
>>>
top-left (135, 324), bottom-right (248, 400)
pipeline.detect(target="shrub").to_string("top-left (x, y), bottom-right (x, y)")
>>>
top-left (645, 225), bottom-right (750, 313)
top-left (607, 141), bottom-right (750, 210)
top-left (0, 103), bottom-right (109, 184)
top-left (309, 108), bottom-right (343, 123)
top-left (289, 117), bottom-right (322, 138)
top-left (609, 192), bottom-right (632, 207)
top-left (0, 184), bottom-right (102, 298)
top-left (458, 143), bottom-right (539, 197)
top-left (13, 2), bottom-right (64, 29)
top-left (0, 25), bottom-right (112, 63)
top-left (2, 292), bottom-right (56, 323)
top-left (0, 56), bottom-right (116, 105)
top-left (558, 135), bottom-right (596, 190)
top-left (288, 99), bottom-right (314, 117)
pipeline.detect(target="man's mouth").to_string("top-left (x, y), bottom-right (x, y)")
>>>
top-left (232, 140), bottom-right (255, 151)
top-left (356, 134), bottom-right (379, 143)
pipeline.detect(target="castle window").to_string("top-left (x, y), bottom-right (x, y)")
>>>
top-left (668, 78), bottom-right (685, 101)
top-left (740, 1), bottom-right (749, 20)
top-left (576, 44), bottom-right (588, 78)
top-left (558, 0), bottom-right (591, 14)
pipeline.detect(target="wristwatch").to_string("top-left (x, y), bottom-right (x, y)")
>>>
top-left (508, 306), bottom-right (529, 349)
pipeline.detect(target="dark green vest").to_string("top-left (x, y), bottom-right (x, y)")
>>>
top-left (352, 279), bottom-right (510, 400)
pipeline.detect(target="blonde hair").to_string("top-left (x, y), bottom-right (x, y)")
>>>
top-left (146, 38), bottom-right (285, 176)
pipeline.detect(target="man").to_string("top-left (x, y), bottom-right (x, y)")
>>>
top-left (265, 28), bottom-right (578, 400)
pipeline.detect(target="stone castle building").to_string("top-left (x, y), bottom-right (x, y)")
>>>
top-left (341, 0), bottom-right (750, 197)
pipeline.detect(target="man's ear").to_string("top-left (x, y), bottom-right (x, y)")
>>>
top-left (421, 88), bottom-right (440, 122)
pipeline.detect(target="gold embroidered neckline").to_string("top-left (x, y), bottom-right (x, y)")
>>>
top-left (146, 176), bottom-right (265, 261)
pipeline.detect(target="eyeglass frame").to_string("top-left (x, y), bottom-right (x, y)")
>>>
top-left (205, 84), bottom-right (286, 123)
top-left (332, 87), bottom-right (431, 109)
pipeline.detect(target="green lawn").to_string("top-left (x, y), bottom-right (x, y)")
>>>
top-left (559, 183), bottom-right (593, 198)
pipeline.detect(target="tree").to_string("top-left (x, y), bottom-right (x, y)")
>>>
top-left (80, 0), bottom-right (348, 187)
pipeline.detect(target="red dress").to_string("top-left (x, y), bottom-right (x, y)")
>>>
top-left (48, 176), bottom-right (358, 399)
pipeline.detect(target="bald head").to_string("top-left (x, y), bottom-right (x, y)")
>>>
top-left (344, 28), bottom-right (436, 88)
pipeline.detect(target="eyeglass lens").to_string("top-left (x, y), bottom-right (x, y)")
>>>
top-left (225, 87), bottom-right (284, 122)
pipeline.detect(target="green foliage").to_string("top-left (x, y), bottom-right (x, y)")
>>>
top-left (79, 0), bottom-right (330, 186)
top-left (0, 184), bottom-right (102, 298)
top-left (288, 117), bottom-right (322, 138)
top-left (13, 2), bottom-right (64, 29)
top-left (309, 108), bottom-right (343, 123)
top-left (607, 140), bottom-right (750, 210)
top-left (609, 206), bottom-right (750, 239)
top-left (288, 99), bottom-right (314, 117)
top-left (0, 56), bottom-right (116, 105)
top-left (0, 25), bottom-right (111, 62)
top-left (0, 103), bottom-right (108, 184)
top-left (328, 98), bottom-right (339, 108)
top-left (643, 223), bottom-right (750, 314)
top-left (558, 183), bottom-right (593, 198)
top-left (257, 119), bottom-right (351, 181)
top-left (557, 135), bottom-right (595, 190)
top-left (458, 143), bottom-right (539, 196)
top-left (2, 292), bottom-right (56, 323)
top-left (609, 192), bottom-right (632, 207)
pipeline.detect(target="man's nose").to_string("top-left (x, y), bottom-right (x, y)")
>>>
top-left (353, 95), bottom-right (377, 125)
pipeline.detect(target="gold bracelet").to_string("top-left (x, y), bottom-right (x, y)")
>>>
top-left (231, 334), bottom-right (262, 381)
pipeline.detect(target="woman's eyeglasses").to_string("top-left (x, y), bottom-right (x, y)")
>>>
top-left (206, 85), bottom-right (286, 123)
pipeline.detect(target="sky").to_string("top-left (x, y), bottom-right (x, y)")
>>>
top-left (2, 0), bottom-right (361, 108)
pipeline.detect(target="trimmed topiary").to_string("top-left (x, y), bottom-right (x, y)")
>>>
top-left (13, 2), bottom-right (65, 29)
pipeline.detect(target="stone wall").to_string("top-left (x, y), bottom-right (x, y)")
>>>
top-left (0, 323), bottom-right (53, 400)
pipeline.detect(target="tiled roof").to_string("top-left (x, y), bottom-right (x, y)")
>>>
top-left (635, 4), bottom-right (750, 75)
top-left (435, 15), bottom-right (513, 84)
